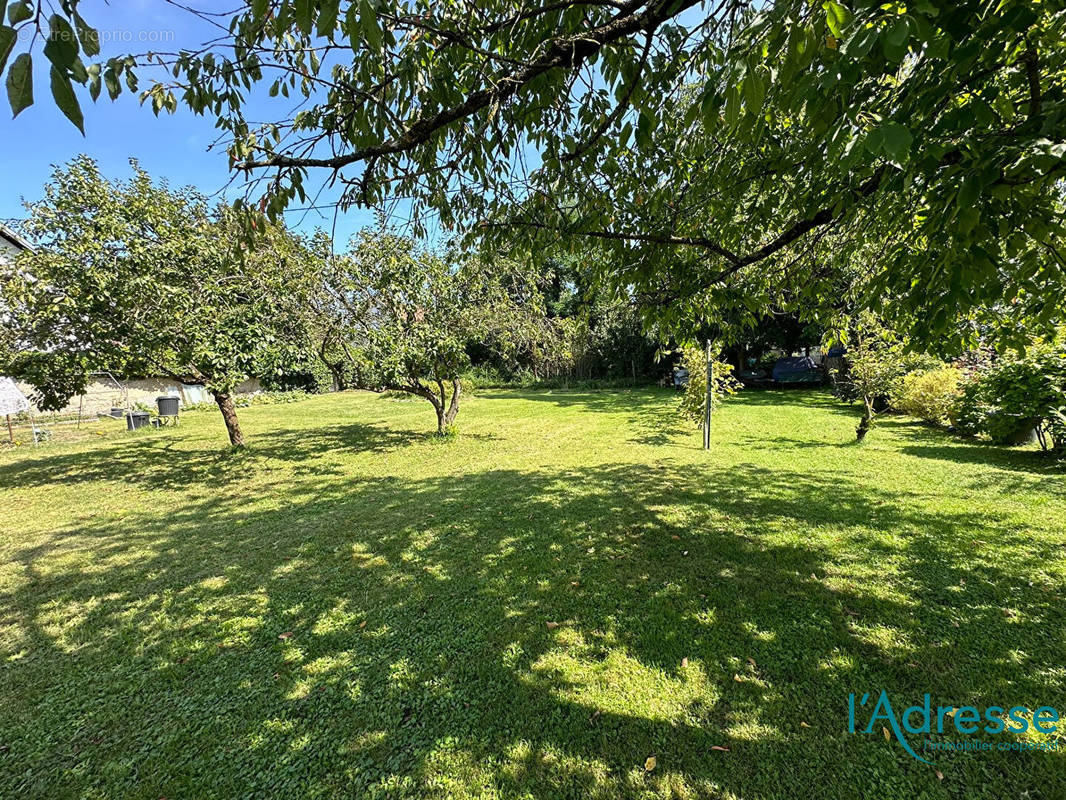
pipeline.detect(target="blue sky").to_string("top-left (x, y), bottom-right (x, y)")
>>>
top-left (0, 0), bottom-right (377, 245)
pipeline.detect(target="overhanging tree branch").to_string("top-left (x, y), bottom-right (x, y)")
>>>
top-left (236, 0), bottom-right (702, 173)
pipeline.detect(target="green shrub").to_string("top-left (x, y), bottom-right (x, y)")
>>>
top-left (891, 366), bottom-right (963, 426)
top-left (953, 341), bottom-right (1066, 452)
top-left (262, 359), bottom-right (334, 394)
top-left (183, 390), bottom-right (310, 412)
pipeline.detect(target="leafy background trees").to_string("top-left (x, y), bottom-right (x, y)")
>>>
top-left (318, 229), bottom-right (556, 434)
top-left (3, 157), bottom-right (324, 446)
top-left (4, 1), bottom-right (1063, 351)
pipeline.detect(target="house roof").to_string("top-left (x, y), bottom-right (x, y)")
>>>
top-left (0, 223), bottom-right (34, 253)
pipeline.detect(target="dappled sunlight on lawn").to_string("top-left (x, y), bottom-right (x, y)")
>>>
top-left (0, 389), bottom-right (1063, 797)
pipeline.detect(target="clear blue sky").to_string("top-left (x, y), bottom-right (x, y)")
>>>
top-left (0, 0), bottom-right (378, 245)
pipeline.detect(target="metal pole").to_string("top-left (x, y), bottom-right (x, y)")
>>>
top-left (703, 339), bottom-right (712, 450)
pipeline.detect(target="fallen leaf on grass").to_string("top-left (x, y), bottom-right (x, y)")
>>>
top-left (935, 769), bottom-right (944, 781)
top-left (681, 657), bottom-right (689, 668)
top-left (746, 657), bottom-right (756, 668)
top-left (710, 745), bottom-right (730, 752)
top-left (644, 756), bottom-right (657, 771)
top-left (570, 581), bottom-right (580, 587)
top-left (359, 621), bottom-right (367, 629)
top-left (278, 632), bottom-right (293, 640)
top-left (733, 673), bottom-right (743, 682)
top-left (589, 710), bottom-right (601, 724)
top-left (800, 722), bottom-right (810, 728)
top-left (882, 726), bottom-right (890, 741)
top-left (671, 535), bottom-right (681, 540)
top-left (546, 621), bottom-right (560, 630)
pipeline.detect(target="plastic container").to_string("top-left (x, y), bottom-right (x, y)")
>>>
top-left (156, 396), bottom-right (180, 417)
top-left (126, 411), bottom-right (151, 431)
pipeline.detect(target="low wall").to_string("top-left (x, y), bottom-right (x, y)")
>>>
top-left (15, 377), bottom-right (262, 417)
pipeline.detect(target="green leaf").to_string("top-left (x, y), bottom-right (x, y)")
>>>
top-left (636, 109), bottom-right (654, 146)
top-left (360, 0), bottom-right (381, 53)
top-left (957, 205), bottom-right (979, 234)
top-left (88, 63), bottom-right (101, 101)
top-left (293, 0), bottom-right (313, 36)
top-left (845, 24), bottom-right (879, 59)
top-left (885, 17), bottom-right (910, 47)
top-left (724, 84), bottom-right (741, 129)
top-left (73, 12), bottom-right (100, 58)
top-left (864, 125), bottom-right (884, 156)
top-left (345, 4), bottom-right (360, 54)
top-left (6, 51), bottom-right (31, 116)
top-left (50, 64), bottom-right (84, 133)
top-left (957, 175), bottom-right (981, 208)
top-left (823, 2), bottom-right (852, 38)
top-left (316, 0), bottom-right (340, 38)
top-left (250, 0), bottom-right (270, 21)
top-left (103, 66), bottom-right (121, 100)
top-left (0, 24), bottom-right (15, 74)
top-left (879, 121), bottom-right (912, 162)
top-left (43, 14), bottom-right (78, 71)
top-left (743, 66), bottom-right (768, 112)
top-left (7, 1), bottom-right (30, 25)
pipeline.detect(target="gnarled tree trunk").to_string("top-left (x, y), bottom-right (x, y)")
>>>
top-left (856, 396), bottom-right (874, 441)
top-left (432, 378), bottom-right (461, 434)
top-left (443, 378), bottom-right (461, 432)
top-left (212, 390), bottom-right (246, 447)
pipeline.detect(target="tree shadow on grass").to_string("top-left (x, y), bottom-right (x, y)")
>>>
top-left (478, 388), bottom-right (693, 448)
top-left (1, 457), bottom-right (1063, 798)
top-left (0, 421), bottom-right (498, 493)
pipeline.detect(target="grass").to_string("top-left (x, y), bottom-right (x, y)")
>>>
top-left (1, 388), bottom-right (1064, 799)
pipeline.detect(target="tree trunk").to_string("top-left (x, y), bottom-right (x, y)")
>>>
top-left (444, 379), bottom-right (461, 428)
top-left (328, 364), bottom-right (346, 392)
top-left (856, 396), bottom-right (874, 441)
top-left (213, 391), bottom-right (245, 447)
top-left (431, 379), bottom-right (462, 435)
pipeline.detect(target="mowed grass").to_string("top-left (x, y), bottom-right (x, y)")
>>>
top-left (1, 388), bottom-right (1064, 799)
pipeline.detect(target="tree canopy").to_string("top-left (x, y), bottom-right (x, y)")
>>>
top-left (3, 156), bottom-right (324, 446)
top-left (321, 228), bottom-right (552, 433)
top-left (3, 1), bottom-right (1064, 345)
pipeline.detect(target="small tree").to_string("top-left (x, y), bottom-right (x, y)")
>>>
top-left (848, 343), bottom-right (904, 441)
top-left (2, 157), bottom-right (322, 447)
top-left (324, 230), bottom-right (548, 434)
top-left (676, 347), bottom-right (741, 429)
top-left (843, 315), bottom-right (904, 441)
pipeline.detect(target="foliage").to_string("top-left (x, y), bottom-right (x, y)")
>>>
top-left (466, 254), bottom-right (664, 385)
top-left (953, 340), bottom-right (1066, 452)
top-left (261, 357), bottom-right (335, 395)
top-left (676, 348), bottom-right (741, 427)
top-left (891, 366), bottom-right (964, 427)
top-left (844, 317), bottom-right (905, 440)
top-left (182, 390), bottom-right (311, 413)
top-left (1, 156), bottom-right (325, 446)
top-left (2, 389), bottom-right (1065, 798)
top-left (321, 229), bottom-right (552, 433)
top-left (8, 2), bottom-right (1065, 346)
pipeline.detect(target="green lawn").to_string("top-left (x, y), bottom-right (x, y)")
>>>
top-left (1, 388), bottom-right (1063, 799)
